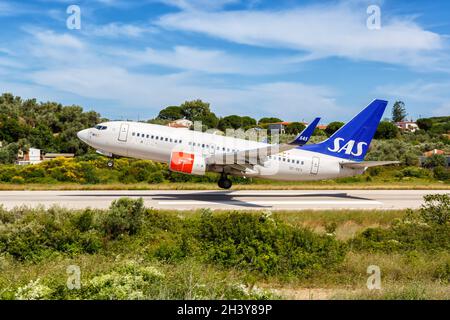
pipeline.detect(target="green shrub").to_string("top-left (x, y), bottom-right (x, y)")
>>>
top-left (0, 207), bottom-right (104, 261)
top-left (10, 176), bottom-right (25, 184)
top-left (420, 194), bottom-right (450, 225)
top-left (434, 262), bottom-right (450, 284)
top-left (196, 211), bottom-right (346, 276)
top-left (102, 198), bottom-right (145, 239)
top-left (396, 167), bottom-right (430, 179)
top-left (351, 195), bottom-right (450, 252)
top-left (148, 171), bottom-right (165, 184)
top-left (423, 154), bottom-right (447, 168)
top-left (72, 209), bottom-right (95, 232)
top-left (433, 166), bottom-right (450, 181)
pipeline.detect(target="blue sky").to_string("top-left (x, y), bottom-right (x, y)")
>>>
top-left (0, 0), bottom-right (449, 122)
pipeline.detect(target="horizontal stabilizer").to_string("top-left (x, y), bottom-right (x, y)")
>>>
top-left (341, 161), bottom-right (400, 169)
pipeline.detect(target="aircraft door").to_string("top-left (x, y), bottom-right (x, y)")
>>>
top-left (118, 123), bottom-right (129, 142)
top-left (209, 143), bottom-right (216, 155)
top-left (310, 156), bottom-right (320, 175)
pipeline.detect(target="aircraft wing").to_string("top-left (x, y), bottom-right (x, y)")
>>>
top-left (206, 117), bottom-right (320, 166)
top-left (341, 161), bottom-right (400, 169)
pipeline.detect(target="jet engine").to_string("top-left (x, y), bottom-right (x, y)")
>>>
top-left (169, 152), bottom-right (206, 175)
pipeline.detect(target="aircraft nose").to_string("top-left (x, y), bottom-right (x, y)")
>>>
top-left (77, 129), bottom-right (89, 142)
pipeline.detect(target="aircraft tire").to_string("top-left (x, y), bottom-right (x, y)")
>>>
top-left (218, 178), bottom-right (232, 189)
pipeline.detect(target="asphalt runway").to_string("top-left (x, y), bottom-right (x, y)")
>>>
top-left (0, 190), bottom-right (448, 210)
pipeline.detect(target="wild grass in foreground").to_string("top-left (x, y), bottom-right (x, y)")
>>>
top-left (0, 194), bottom-right (449, 300)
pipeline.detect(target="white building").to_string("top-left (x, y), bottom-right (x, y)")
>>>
top-left (16, 148), bottom-right (42, 165)
top-left (395, 121), bottom-right (419, 132)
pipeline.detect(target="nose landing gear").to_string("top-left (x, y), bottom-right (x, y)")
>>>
top-left (218, 173), bottom-right (232, 189)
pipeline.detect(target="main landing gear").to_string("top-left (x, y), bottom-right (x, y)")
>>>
top-left (218, 173), bottom-right (232, 189)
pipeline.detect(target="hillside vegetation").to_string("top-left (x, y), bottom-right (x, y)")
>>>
top-left (0, 93), bottom-right (449, 187)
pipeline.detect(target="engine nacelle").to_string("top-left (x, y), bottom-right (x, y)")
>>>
top-left (169, 152), bottom-right (206, 175)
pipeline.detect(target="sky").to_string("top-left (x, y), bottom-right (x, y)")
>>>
top-left (0, 0), bottom-right (449, 122)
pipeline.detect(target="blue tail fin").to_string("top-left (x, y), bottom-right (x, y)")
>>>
top-left (301, 99), bottom-right (388, 161)
top-left (291, 117), bottom-right (320, 146)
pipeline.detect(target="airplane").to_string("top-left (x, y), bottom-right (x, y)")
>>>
top-left (77, 99), bottom-right (398, 189)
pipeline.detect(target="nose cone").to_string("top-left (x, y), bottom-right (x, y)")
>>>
top-left (77, 129), bottom-right (89, 142)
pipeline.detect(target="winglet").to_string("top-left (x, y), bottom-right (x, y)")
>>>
top-left (290, 117), bottom-right (321, 146)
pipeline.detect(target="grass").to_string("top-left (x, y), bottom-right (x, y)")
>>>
top-left (0, 181), bottom-right (448, 190)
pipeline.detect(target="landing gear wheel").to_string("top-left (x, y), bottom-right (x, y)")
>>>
top-left (107, 159), bottom-right (114, 168)
top-left (218, 177), bottom-right (232, 189)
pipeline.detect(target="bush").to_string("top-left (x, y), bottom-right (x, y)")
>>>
top-left (11, 176), bottom-right (25, 184)
top-left (434, 262), bottom-right (450, 284)
top-left (148, 171), bottom-right (165, 184)
top-left (396, 167), bottom-right (430, 179)
top-left (375, 121), bottom-right (399, 139)
top-left (82, 261), bottom-right (165, 299)
top-left (423, 154), bottom-right (447, 168)
top-left (420, 194), bottom-right (450, 225)
top-left (351, 195), bottom-right (450, 252)
top-left (196, 211), bottom-right (346, 276)
top-left (0, 207), bottom-right (103, 261)
top-left (433, 166), bottom-right (450, 181)
top-left (102, 198), bottom-right (145, 239)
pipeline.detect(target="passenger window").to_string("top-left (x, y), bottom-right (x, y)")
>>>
top-left (202, 144), bottom-right (205, 148)
top-left (170, 138), bottom-right (172, 142)
top-left (132, 132), bottom-right (135, 136)
top-left (165, 138), bottom-right (168, 141)
top-left (146, 134), bottom-right (149, 138)
top-left (137, 133), bottom-right (140, 137)
top-left (179, 140), bottom-right (182, 143)
top-left (151, 135), bottom-right (154, 139)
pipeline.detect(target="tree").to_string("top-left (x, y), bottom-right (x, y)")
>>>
top-left (258, 117), bottom-right (282, 124)
top-left (416, 118), bottom-right (433, 131)
top-left (285, 122), bottom-right (306, 135)
top-left (240, 116), bottom-right (257, 130)
top-left (375, 121), bottom-right (399, 139)
top-left (218, 115), bottom-right (242, 131)
top-left (325, 121), bottom-right (344, 137)
top-left (423, 154), bottom-right (447, 168)
top-left (392, 101), bottom-right (407, 122)
top-left (156, 106), bottom-right (183, 121)
top-left (179, 99), bottom-right (218, 128)
top-left (313, 128), bottom-right (326, 136)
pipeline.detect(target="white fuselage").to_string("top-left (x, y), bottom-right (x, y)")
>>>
top-left (77, 121), bottom-right (364, 181)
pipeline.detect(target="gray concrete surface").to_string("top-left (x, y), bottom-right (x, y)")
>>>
top-left (0, 190), bottom-right (448, 210)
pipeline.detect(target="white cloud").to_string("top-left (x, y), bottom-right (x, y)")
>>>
top-left (376, 80), bottom-right (450, 118)
top-left (159, 0), bottom-right (239, 11)
top-left (89, 23), bottom-right (156, 38)
top-left (113, 45), bottom-right (298, 75)
top-left (27, 65), bottom-right (341, 120)
top-left (9, 28), bottom-right (339, 119)
top-left (157, 2), bottom-right (448, 70)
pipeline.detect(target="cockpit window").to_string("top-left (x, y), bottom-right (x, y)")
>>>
top-left (95, 125), bottom-right (108, 130)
